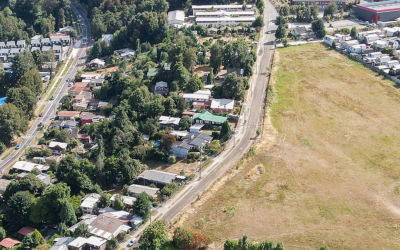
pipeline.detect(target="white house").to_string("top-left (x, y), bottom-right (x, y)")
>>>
top-left (88, 58), bottom-right (105, 68)
top-left (168, 10), bottom-right (185, 27)
top-left (367, 52), bottom-right (383, 59)
top-left (376, 55), bottom-right (391, 64)
top-left (323, 35), bottom-right (337, 46)
top-left (386, 60), bottom-right (399, 68)
top-left (291, 26), bottom-right (307, 36)
top-left (373, 40), bottom-right (388, 49)
top-left (340, 40), bottom-right (359, 49)
top-left (348, 44), bottom-right (366, 53)
top-left (48, 141), bottom-right (68, 155)
top-left (12, 161), bottom-right (49, 173)
top-left (196, 16), bottom-right (255, 27)
top-left (80, 193), bottom-right (100, 215)
top-left (364, 34), bottom-right (380, 44)
top-left (210, 99), bottom-right (234, 113)
top-left (182, 93), bottom-right (210, 103)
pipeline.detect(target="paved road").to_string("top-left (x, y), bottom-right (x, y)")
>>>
top-left (0, 2), bottom-right (91, 173)
top-left (124, 2), bottom-right (279, 248)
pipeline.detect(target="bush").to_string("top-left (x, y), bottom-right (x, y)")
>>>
top-left (188, 174), bottom-right (195, 180)
top-left (203, 41), bottom-right (211, 46)
top-left (187, 152), bottom-right (200, 163)
top-left (0, 142), bottom-right (6, 154)
top-left (38, 138), bottom-right (46, 145)
top-left (168, 155), bottom-right (176, 164)
top-left (214, 35), bottom-right (222, 39)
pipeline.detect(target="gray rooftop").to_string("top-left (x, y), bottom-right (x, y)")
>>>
top-left (138, 170), bottom-right (177, 185)
top-left (128, 184), bottom-right (160, 196)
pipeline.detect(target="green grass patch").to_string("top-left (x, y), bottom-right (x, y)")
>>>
top-left (62, 59), bottom-right (73, 77)
top-left (46, 79), bottom-right (62, 101)
top-left (35, 105), bottom-right (45, 117)
top-left (1, 152), bottom-right (11, 160)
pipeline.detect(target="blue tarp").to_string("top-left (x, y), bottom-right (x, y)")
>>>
top-left (0, 97), bottom-right (6, 106)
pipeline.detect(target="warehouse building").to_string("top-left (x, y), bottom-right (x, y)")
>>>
top-left (192, 4), bottom-right (253, 15)
top-left (353, 0), bottom-right (400, 23)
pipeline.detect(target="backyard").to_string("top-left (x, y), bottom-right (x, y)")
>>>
top-left (180, 43), bottom-right (400, 249)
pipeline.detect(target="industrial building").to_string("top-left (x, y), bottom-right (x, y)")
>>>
top-left (353, 0), bottom-right (400, 23)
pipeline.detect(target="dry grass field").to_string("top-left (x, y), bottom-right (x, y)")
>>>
top-left (181, 43), bottom-right (400, 249)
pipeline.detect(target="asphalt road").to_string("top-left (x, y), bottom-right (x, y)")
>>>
top-left (0, 2), bottom-right (91, 173)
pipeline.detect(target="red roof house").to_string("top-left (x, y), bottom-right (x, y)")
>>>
top-left (18, 227), bottom-right (35, 236)
top-left (57, 111), bottom-right (81, 120)
top-left (0, 238), bottom-right (21, 248)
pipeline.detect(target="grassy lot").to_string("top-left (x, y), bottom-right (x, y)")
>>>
top-left (34, 105), bottom-right (45, 117)
top-left (181, 43), bottom-right (400, 249)
top-left (62, 59), bottom-right (73, 77)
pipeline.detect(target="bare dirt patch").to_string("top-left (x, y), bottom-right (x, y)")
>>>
top-left (181, 43), bottom-right (400, 249)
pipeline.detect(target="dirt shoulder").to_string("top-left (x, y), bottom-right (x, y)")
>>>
top-left (179, 44), bottom-right (400, 249)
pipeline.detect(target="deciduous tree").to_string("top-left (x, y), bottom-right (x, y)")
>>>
top-left (139, 220), bottom-right (168, 250)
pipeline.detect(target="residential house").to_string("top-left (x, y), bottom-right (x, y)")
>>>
top-left (361, 48), bottom-right (375, 55)
top-left (110, 194), bottom-right (136, 208)
top-left (291, 26), bottom-right (307, 37)
top-left (31, 47), bottom-right (40, 53)
top-left (192, 101), bottom-right (210, 109)
top-left (48, 141), bottom-right (68, 155)
top-left (61, 36), bottom-right (71, 45)
top-left (80, 193), bottom-right (101, 215)
top-left (41, 46), bottom-right (52, 53)
top-left (388, 38), bottom-right (400, 49)
top-left (41, 38), bottom-right (51, 46)
top-left (154, 81), bottom-right (169, 96)
top-left (68, 237), bottom-right (107, 250)
top-left (323, 35), bottom-right (337, 46)
top-left (16, 40), bottom-right (25, 48)
top-left (364, 34), bottom-right (380, 44)
top-left (340, 40), bottom-right (359, 49)
top-left (68, 214), bottom-right (131, 240)
top-left (159, 116), bottom-right (181, 130)
top-left (77, 134), bottom-right (91, 144)
top-left (9, 48), bottom-right (19, 57)
top-left (193, 111), bottom-right (228, 125)
top-left (376, 55), bottom-right (391, 64)
top-left (57, 111), bottom-right (81, 120)
top-left (49, 237), bottom-right (73, 250)
top-left (384, 27), bottom-right (400, 37)
top-left (208, 27), bottom-right (218, 35)
top-left (0, 42), bottom-right (5, 49)
top-left (18, 227), bottom-right (35, 236)
top-left (182, 93), bottom-right (210, 103)
top-left (0, 238), bottom-right (20, 249)
top-left (373, 40), bottom-right (388, 49)
top-left (54, 120), bottom-right (78, 129)
top-left (101, 34), bottom-right (113, 45)
top-left (189, 123), bottom-right (204, 133)
top-left (89, 78), bottom-right (105, 88)
top-left (147, 68), bottom-right (158, 78)
top-left (12, 161), bottom-right (49, 173)
top-left (17, 172), bottom-right (28, 181)
top-left (88, 58), bottom-right (105, 68)
top-left (68, 86), bottom-right (84, 97)
top-left (0, 49), bottom-right (9, 62)
top-left (30, 39), bottom-right (41, 47)
top-left (367, 52), bottom-right (382, 59)
top-left (71, 95), bottom-right (88, 111)
top-left (36, 173), bottom-right (51, 185)
top-left (81, 113), bottom-right (105, 125)
top-left (170, 132), bottom-right (213, 158)
top-left (51, 36), bottom-right (61, 45)
top-left (168, 10), bottom-right (185, 27)
top-left (182, 111), bottom-right (195, 117)
top-left (128, 184), bottom-right (159, 197)
top-left (114, 48), bottom-right (136, 59)
top-left (386, 60), bottom-right (399, 68)
top-left (52, 45), bottom-right (62, 60)
top-left (74, 82), bottom-right (90, 91)
top-left (211, 99), bottom-right (234, 113)
top-left (348, 44), bottom-right (366, 53)
top-left (138, 170), bottom-right (180, 187)
top-left (0, 179), bottom-right (11, 194)
top-left (6, 41), bottom-right (16, 48)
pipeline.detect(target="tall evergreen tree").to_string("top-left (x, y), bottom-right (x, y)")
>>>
top-left (60, 199), bottom-right (77, 226)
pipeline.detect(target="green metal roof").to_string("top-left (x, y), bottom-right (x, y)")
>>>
top-left (194, 111), bottom-right (227, 123)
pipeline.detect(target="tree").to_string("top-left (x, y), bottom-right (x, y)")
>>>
top-left (210, 42), bottom-right (223, 74)
top-left (0, 142), bottom-right (5, 154)
top-left (132, 192), bottom-right (151, 219)
top-left (113, 196), bottom-right (125, 210)
top-left (98, 192), bottom-right (111, 208)
top-left (275, 24), bottom-right (286, 40)
top-left (324, 2), bottom-right (338, 17)
top-left (4, 191), bottom-right (32, 231)
top-left (136, 39), bottom-right (141, 53)
top-left (220, 121), bottom-right (232, 142)
top-left (257, 0), bottom-right (265, 14)
top-left (17, 69), bottom-right (43, 96)
top-left (60, 199), bottom-right (77, 226)
top-left (106, 237), bottom-right (118, 250)
top-left (12, 51), bottom-right (36, 82)
top-left (183, 47), bottom-right (197, 72)
top-left (179, 116), bottom-right (192, 130)
top-left (73, 223), bottom-right (90, 238)
top-left (122, 185), bottom-right (130, 196)
top-left (21, 234), bottom-right (35, 250)
top-left (0, 103), bottom-right (28, 145)
top-left (173, 62), bottom-right (190, 90)
top-left (190, 233), bottom-right (210, 250)
top-left (221, 72), bottom-right (247, 101)
top-left (206, 69), bottom-right (214, 84)
top-left (160, 134), bottom-right (176, 151)
top-left (312, 18), bottom-right (326, 38)
top-left (139, 220), bottom-right (169, 250)
top-left (252, 16), bottom-right (264, 27)
top-left (32, 50), bottom-right (44, 68)
top-left (275, 16), bottom-right (286, 26)
top-left (173, 227), bottom-right (192, 250)
top-left (0, 227), bottom-right (6, 241)
top-left (185, 75), bottom-right (202, 93)
top-left (6, 87), bottom-right (37, 119)
top-left (351, 26), bottom-right (358, 39)
top-left (91, 41), bottom-right (103, 59)
top-left (43, 49), bottom-right (56, 78)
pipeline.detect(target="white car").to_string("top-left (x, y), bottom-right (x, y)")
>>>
top-left (127, 238), bottom-right (137, 247)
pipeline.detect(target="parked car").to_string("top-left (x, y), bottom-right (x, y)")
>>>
top-left (39, 112), bottom-right (44, 117)
top-left (128, 238), bottom-right (137, 247)
top-left (50, 95), bottom-right (54, 100)
top-left (15, 144), bottom-right (21, 150)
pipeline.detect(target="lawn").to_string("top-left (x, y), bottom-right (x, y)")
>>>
top-left (181, 43), bottom-right (400, 249)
